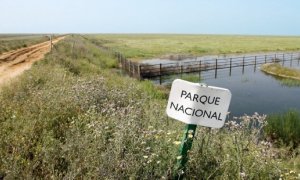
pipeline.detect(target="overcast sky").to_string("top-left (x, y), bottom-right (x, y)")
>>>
top-left (1, 0), bottom-right (300, 35)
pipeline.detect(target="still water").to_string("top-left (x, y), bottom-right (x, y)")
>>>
top-left (148, 61), bottom-right (300, 117)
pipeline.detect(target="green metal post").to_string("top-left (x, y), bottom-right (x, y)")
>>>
top-left (175, 124), bottom-right (197, 180)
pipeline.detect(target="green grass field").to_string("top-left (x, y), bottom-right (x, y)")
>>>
top-left (88, 34), bottom-right (300, 61)
top-left (0, 34), bottom-right (50, 54)
top-left (1, 35), bottom-right (300, 179)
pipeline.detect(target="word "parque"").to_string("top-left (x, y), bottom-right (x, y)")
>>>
top-left (180, 90), bottom-right (220, 105)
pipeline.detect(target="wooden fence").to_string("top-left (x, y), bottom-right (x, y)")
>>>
top-left (138, 52), bottom-right (300, 79)
top-left (109, 49), bottom-right (300, 80)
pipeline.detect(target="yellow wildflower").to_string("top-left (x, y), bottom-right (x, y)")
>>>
top-left (173, 141), bottom-right (181, 145)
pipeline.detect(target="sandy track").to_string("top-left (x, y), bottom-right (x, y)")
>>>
top-left (0, 36), bottom-right (65, 87)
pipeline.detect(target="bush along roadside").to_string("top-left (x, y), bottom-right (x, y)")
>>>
top-left (0, 35), bottom-right (298, 179)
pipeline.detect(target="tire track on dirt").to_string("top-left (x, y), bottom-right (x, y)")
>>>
top-left (0, 36), bottom-right (65, 87)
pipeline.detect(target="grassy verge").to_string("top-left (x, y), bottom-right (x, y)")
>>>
top-left (261, 63), bottom-right (300, 81)
top-left (264, 110), bottom-right (300, 179)
top-left (0, 35), bottom-right (50, 54)
top-left (0, 35), bottom-right (298, 179)
top-left (88, 34), bottom-right (300, 60)
top-left (264, 110), bottom-right (300, 147)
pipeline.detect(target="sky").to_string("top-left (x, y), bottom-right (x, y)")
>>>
top-left (1, 0), bottom-right (300, 35)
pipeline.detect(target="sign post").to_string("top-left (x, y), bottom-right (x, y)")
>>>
top-left (166, 79), bottom-right (231, 179)
top-left (176, 124), bottom-right (197, 179)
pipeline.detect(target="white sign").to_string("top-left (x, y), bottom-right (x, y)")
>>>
top-left (166, 79), bottom-right (231, 128)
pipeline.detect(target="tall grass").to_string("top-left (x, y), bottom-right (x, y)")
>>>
top-left (0, 35), bottom-right (290, 179)
top-left (264, 110), bottom-right (300, 147)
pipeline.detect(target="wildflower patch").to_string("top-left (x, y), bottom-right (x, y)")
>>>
top-left (166, 79), bottom-right (231, 128)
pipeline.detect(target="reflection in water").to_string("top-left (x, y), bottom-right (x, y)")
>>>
top-left (273, 77), bottom-right (300, 87)
top-left (148, 62), bottom-right (300, 117)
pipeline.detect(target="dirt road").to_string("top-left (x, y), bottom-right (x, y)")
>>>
top-left (0, 36), bottom-right (65, 87)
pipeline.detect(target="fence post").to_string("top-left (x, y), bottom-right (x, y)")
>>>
top-left (181, 64), bottom-right (183, 74)
top-left (129, 61), bottom-right (131, 75)
top-left (242, 56), bottom-right (245, 74)
top-left (138, 64), bottom-right (141, 80)
top-left (199, 61), bottom-right (201, 81)
top-left (215, 59), bottom-right (218, 78)
top-left (199, 61), bottom-right (202, 71)
top-left (159, 64), bottom-right (162, 85)
top-left (132, 63), bottom-right (135, 76)
top-left (159, 76), bottom-right (162, 85)
top-left (265, 55), bottom-right (267, 64)
top-left (229, 58), bottom-right (232, 76)
top-left (254, 56), bottom-right (257, 72)
top-left (159, 63), bottom-right (162, 84)
top-left (159, 63), bottom-right (162, 76)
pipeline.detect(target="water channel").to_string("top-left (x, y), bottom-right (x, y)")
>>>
top-left (143, 55), bottom-right (300, 117)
